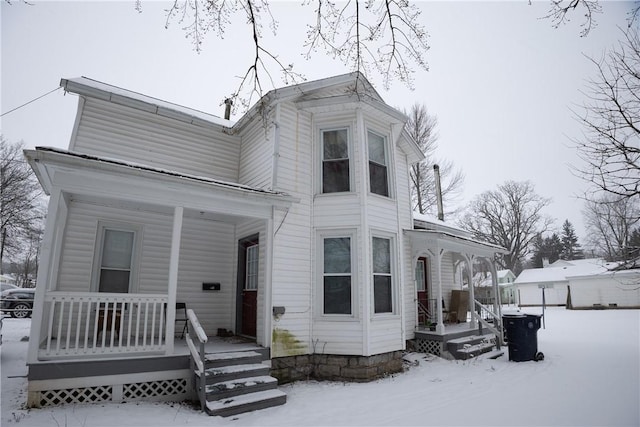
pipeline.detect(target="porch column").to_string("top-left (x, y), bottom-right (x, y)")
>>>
top-left (464, 254), bottom-right (477, 329)
top-left (435, 248), bottom-right (445, 334)
top-left (28, 187), bottom-right (68, 364)
top-left (166, 206), bottom-right (184, 354)
top-left (489, 259), bottom-right (503, 347)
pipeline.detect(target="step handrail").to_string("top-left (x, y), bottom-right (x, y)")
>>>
top-left (473, 300), bottom-right (504, 348)
top-left (185, 308), bottom-right (208, 412)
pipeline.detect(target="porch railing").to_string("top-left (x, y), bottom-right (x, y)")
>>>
top-left (39, 292), bottom-right (168, 359)
top-left (185, 308), bottom-right (208, 413)
top-left (472, 299), bottom-right (504, 347)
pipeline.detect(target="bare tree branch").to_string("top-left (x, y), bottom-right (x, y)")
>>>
top-left (572, 27), bottom-right (640, 201)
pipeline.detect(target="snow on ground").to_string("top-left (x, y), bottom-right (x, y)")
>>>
top-left (1, 307), bottom-right (638, 426)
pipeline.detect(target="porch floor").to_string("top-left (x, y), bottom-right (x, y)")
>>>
top-left (173, 335), bottom-right (266, 356)
top-left (415, 321), bottom-right (489, 341)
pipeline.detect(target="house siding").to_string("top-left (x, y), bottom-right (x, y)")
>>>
top-left (568, 273), bottom-right (640, 308)
top-left (238, 116), bottom-right (273, 189)
top-left (270, 103), bottom-right (313, 357)
top-left (55, 200), bottom-right (236, 333)
top-left (72, 98), bottom-right (240, 182)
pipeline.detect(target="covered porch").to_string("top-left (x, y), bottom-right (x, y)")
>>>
top-left (406, 224), bottom-right (509, 358)
top-left (25, 148), bottom-right (296, 363)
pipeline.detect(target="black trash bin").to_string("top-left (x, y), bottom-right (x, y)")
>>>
top-left (502, 313), bottom-right (544, 362)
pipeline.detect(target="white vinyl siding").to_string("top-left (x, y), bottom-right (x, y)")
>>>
top-left (72, 98), bottom-right (240, 182)
top-left (239, 118), bottom-right (274, 189)
top-left (56, 200), bottom-right (237, 334)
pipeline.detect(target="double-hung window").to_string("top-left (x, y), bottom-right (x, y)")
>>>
top-left (322, 128), bottom-right (350, 193)
top-left (368, 131), bottom-right (389, 197)
top-left (372, 237), bottom-right (393, 313)
top-left (322, 236), bottom-right (352, 315)
top-left (94, 223), bottom-right (139, 293)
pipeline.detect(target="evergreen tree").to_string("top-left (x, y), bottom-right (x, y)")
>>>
top-left (560, 219), bottom-right (584, 260)
top-left (531, 232), bottom-right (563, 268)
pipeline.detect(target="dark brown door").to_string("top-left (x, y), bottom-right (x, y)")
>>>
top-left (237, 237), bottom-right (259, 337)
top-left (416, 257), bottom-right (429, 325)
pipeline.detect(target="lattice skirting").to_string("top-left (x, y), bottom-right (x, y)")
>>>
top-left (35, 378), bottom-right (188, 407)
top-left (415, 339), bottom-right (442, 356)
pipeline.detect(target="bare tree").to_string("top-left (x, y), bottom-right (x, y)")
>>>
top-left (459, 181), bottom-right (553, 273)
top-left (583, 194), bottom-right (640, 261)
top-left (541, 1), bottom-right (639, 37)
top-left (573, 27), bottom-right (640, 200)
top-left (157, 0), bottom-right (429, 112)
top-left (405, 103), bottom-right (464, 216)
top-left (0, 137), bottom-right (44, 274)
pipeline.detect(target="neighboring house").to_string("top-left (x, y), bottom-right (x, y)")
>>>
top-left (24, 73), bottom-right (507, 413)
top-left (514, 258), bottom-right (640, 308)
top-left (0, 274), bottom-right (16, 286)
top-left (470, 270), bottom-right (517, 305)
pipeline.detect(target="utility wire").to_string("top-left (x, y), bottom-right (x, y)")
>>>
top-left (1, 87), bottom-right (62, 117)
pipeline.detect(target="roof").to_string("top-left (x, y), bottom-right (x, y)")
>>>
top-left (413, 212), bottom-right (472, 237)
top-left (61, 77), bottom-right (233, 129)
top-left (25, 147), bottom-right (295, 204)
top-left (514, 259), bottom-right (620, 285)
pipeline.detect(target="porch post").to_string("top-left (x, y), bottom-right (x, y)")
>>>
top-left (435, 248), bottom-right (445, 334)
top-left (28, 187), bottom-right (67, 364)
top-left (489, 259), bottom-right (503, 346)
top-left (166, 206), bottom-right (183, 354)
top-left (465, 254), bottom-right (477, 329)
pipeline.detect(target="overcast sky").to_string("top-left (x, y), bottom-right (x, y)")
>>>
top-left (1, 1), bottom-right (636, 242)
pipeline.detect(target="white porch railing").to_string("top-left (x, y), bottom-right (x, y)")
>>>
top-left (473, 299), bottom-right (504, 348)
top-left (39, 292), bottom-right (169, 359)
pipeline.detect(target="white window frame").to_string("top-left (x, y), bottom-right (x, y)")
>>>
top-left (318, 125), bottom-right (354, 195)
top-left (245, 243), bottom-right (259, 291)
top-left (366, 128), bottom-right (396, 199)
top-left (91, 221), bottom-right (142, 293)
top-left (316, 229), bottom-right (358, 318)
top-left (371, 232), bottom-right (397, 316)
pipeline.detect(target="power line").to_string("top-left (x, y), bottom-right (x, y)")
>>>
top-left (1, 87), bottom-right (62, 117)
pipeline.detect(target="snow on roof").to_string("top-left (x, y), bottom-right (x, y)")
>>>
top-left (413, 212), bottom-right (471, 237)
top-left (61, 77), bottom-right (234, 128)
top-left (31, 147), bottom-right (293, 199)
top-left (515, 258), bottom-right (618, 284)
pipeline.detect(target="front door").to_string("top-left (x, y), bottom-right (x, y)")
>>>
top-left (237, 235), bottom-right (259, 338)
top-left (416, 257), bottom-right (429, 325)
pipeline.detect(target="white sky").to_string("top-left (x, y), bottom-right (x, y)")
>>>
top-left (1, 1), bottom-right (636, 241)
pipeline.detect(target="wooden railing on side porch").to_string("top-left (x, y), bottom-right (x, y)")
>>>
top-left (473, 299), bottom-right (504, 348)
top-left (39, 292), bottom-right (168, 359)
top-left (185, 308), bottom-right (208, 412)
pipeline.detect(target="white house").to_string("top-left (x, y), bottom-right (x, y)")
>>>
top-left (514, 258), bottom-right (640, 308)
top-left (24, 73), bottom-right (507, 414)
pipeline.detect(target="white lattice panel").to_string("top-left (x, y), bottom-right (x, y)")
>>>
top-left (416, 339), bottom-right (441, 356)
top-left (123, 379), bottom-right (187, 400)
top-left (40, 386), bottom-right (112, 407)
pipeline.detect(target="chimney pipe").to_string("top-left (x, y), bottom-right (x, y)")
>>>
top-left (434, 164), bottom-right (444, 221)
top-left (224, 98), bottom-right (233, 120)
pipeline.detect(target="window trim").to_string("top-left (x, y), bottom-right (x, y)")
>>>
top-left (319, 126), bottom-right (353, 195)
top-left (366, 128), bottom-right (393, 199)
top-left (91, 221), bottom-right (142, 293)
top-left (316, 229), bottom-right (358, 319)
top-left (371, 232), bottom-right (397, 316)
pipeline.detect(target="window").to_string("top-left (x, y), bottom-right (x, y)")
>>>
top-left (372, 237), bottom-right (392, 313)
top-left (323, 237), bottom-right (352, 314)
top-left (94, 224), bottom-right (139, 293)
top-left (322, 129), bottom-right (350, 193)
top-left (368, 131), bottom-right (389, 197)
top-left (245, 244), bottom-right (259, 291)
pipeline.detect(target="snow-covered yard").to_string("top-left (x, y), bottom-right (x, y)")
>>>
top-left (2, 307), bottom-right (638, 426)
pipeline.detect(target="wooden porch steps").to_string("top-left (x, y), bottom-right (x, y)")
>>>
top-left (196, 350), bottom-right (286, 417)
top-left (447, 334), bottom-right (496, 360)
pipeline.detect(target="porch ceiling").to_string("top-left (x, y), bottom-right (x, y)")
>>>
top-left (405, 229), bottom-right (508, 259)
